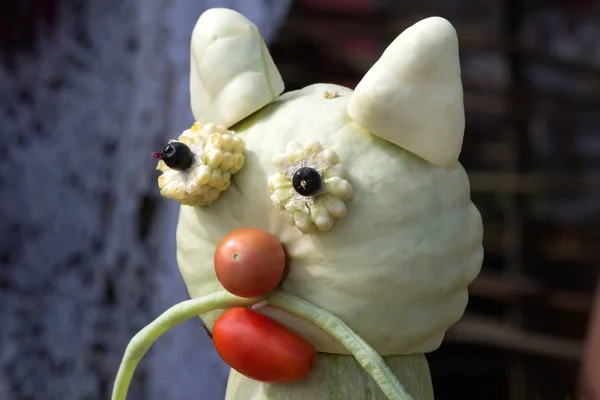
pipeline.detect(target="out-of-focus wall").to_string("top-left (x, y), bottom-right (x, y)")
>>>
top-left (0, 1), bottom-right (291, 400)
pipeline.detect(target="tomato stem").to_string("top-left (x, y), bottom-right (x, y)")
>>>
top-left (266, 291), bottom-right (414, 400)
top-left (111, 291), bottom-right (263, 400)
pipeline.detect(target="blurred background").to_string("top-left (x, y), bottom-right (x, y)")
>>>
top-left (1, 0), bottom-right (599, 399)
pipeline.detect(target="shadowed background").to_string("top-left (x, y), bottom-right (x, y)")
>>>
top-left (0, 1), bottom-right (292, 400)
top-left (1, 1), bottom-right (599, 399)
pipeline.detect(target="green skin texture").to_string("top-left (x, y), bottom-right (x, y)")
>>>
top-left (225, 354), bottom-right (433, 400)
top-left (110, 291), bottom-right (425, 400)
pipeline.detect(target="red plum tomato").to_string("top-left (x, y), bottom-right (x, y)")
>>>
top-left (213, 307), bottom-right (317, 383)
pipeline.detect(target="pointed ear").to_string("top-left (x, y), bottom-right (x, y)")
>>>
top-left (348, 17), bottom-right (464, 168)
top-left (190, 8), bottom-right (285, 128)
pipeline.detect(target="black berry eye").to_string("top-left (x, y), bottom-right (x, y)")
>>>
top-left (152, 142), bottom-right (194, 171)
top-left (292, 167), bottom-right (322, 197)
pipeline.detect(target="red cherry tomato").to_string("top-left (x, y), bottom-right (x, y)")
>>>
top-left (214, 228), bottom-right (286, 298)
top-left (213, 307), bottom-right (317, 383)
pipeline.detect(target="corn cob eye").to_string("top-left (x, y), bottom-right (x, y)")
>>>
top-left (153, 122), bottom-right (245, 207)
top-left (268, 140), bottom-right (354, 233)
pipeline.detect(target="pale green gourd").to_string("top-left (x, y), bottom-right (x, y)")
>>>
top-left (111, 7), bottom-right (483, 400)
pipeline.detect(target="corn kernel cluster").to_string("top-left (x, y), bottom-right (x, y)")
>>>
top-left (156, 122), bottom-right (245, 206)
top-left (268, 140), bottom-right (354, 233)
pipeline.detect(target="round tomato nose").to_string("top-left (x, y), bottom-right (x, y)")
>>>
top-left (214, 228), bottom-right (286, 298)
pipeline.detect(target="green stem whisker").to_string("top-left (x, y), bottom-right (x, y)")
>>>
top-left (110, 291), bottom-right (263, 400)
top-left (111, 289), bottom-right (413, 400)
top-left (266, 291), bottom-right (414, 400)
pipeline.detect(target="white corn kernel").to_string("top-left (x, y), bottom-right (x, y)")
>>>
top-left (273, 154), bottom-right (292, 171)
top-left (321, 194), bottom-right (347, 219)
top-left (186, 181), bottom-right (203, 196)
top-left (304, 140), bottom-right (324, 154)
top-left (206, 149), bottom-right (224, 168)
top-left (203, 123), bottom-right (216, 133)
top-left (221, 152), bottom-right (235, 170)
top-left (310, 203), bottom-right (334, 231)
top-left (325, 177), bottom-right (354, 200)
top-left (272, 188), bottom-right (293, 205)
top-left (270, 193), bottom-right (282, 208)
top-left (209, 169), bottom-right (223, 187)
top-left (197, 165), bottom-right (211, 185)
top-left (294, 211), bottom-right (313, 232)
top-left (204, 188), bottom-right (220, 203)
top-left (268, 173), bottom-right (291, 191)
top-left (207, 133), bottom-right (222, 148)
top-left (267, 174), bottom-right (278, 191)
top-left (323, 163), bottom-right (348, 180)
top-left (218, 180), bottom-right (231, 191)
top-left (220, 134), bottom-right (233, 151)
top-left (285, 141), bottom-right (305, 162)
top-left (232, 136), bottom-right (244, 153)
top-left (231, 154), bottom-right (244, 173)
top-left (316, 149), bottom-right (340, 165)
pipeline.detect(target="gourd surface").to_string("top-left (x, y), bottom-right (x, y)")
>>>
top-left (176, 83), bottom-right (484, 356)
top-left (225, 354), bottom-right (434, 400)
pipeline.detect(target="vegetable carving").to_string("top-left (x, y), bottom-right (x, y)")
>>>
top-left (112, 7), bottom-right (484, 400)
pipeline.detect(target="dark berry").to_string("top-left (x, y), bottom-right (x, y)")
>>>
top-left (153, 142), bottom-right (194, 171)
top-left (292, 167), bottom-right (322, 196)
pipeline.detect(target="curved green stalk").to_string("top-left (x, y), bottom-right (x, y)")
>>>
top-left (112, 289), bottom-right (414, 400)
top-left (111, 291), bottom-right (263, 400)
top-left (267, 291), bottom-right (414, 400)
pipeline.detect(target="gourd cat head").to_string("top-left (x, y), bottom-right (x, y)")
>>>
top-left (156, 8), bottom-right (483, 356)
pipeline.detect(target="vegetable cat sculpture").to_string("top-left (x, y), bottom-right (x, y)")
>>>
top-left (112, 8), bottom-right (483, 400)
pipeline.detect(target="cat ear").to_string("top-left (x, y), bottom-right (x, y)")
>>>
top-left (190, 8), bottom-right (285, 128)
top-left (348, 17), bottom-right (464, 168)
